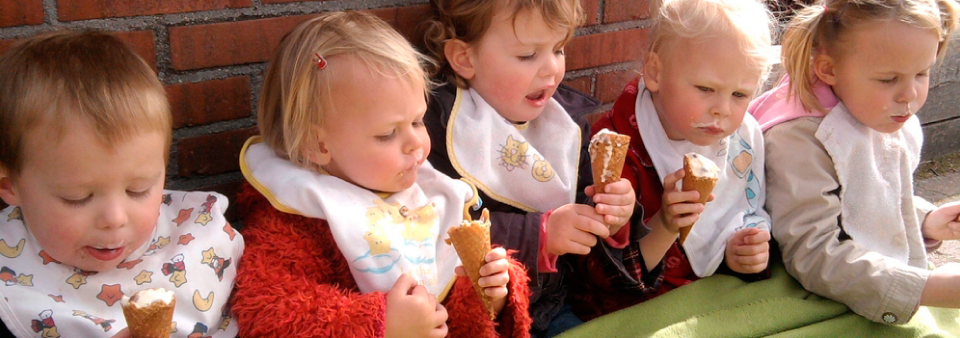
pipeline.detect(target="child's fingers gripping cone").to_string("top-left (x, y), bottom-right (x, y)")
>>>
top-left (445, 208), bottom-right (495, 319)
top-left (679, 153), bottom-right (719, 244)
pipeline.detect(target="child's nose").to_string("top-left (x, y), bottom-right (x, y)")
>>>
top-left (711, 99), bottom-right (732, 117)
top-left (403, 130), bottom-right (423, 155)
top-left (538, 55), bottom-right (560, 78)
top-left (97, 200), bottom-right (127, 229)
top-left (897, 82), bottom-right (919, 103)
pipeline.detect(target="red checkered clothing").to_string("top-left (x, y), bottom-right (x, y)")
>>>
top-left (567, 78), bottom-right (698, 321)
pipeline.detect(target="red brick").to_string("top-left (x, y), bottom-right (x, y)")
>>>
top-left (58, 0), bottom-right (251, 21)
top-left (563, 77), bottom-right (592, 97)
top-left (364, 5), bottom-right (431, 45)
top-left (177, 127), bottom-right (258, 177)
top-left (166, 77), bottom-right (252, 128)
top-left (396, 5), bottom-right (432, 46)
top-left (605, 0), bottom-right (651, 23)
top-left (0, 31), bottom-right (156, 70)
top-left (565, 28), bottom-right (647, 71)
top-left (0, 40), bottom-right (18, 55)
top-left (585, 111), bottom-right (606, 127)
top-left (114, 30), bottom-right (157, 71)
top-left (168, 15), bottom-right (313, 71)
top-left (582, 0), bottom-right (599, 26)
top-left (596, 68), bottom-right (640, 103)
top-left (0, 0), bottom-right (43, 27)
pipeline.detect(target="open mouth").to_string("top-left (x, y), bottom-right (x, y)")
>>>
top-left (85, 246), bottom-right (125, 261)
top-left (85, 242), bottom-right (126, 261)
top-left (525, 90), bottom-right (546, 101)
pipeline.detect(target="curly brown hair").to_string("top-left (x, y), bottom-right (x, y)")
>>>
top-left (421, 0), bottom-right (584, 88)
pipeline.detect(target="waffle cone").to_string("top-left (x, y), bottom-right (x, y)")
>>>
top-left (445, 209), bottom-right (494, 319)
top-left (589, 130), bottom-right (631, 194)
top-left (122, 296), bottom-right (175, 338)
top-left (680, 154), bottom-right (719, 244)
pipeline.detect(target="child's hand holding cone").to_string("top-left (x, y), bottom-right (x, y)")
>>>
top-left (446, 209), bottom-right (509, 319)
top-left (679, 153), bottom-right (719, 244)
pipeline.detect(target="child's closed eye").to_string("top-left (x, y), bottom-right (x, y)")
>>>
top-left (518, 53), bottom-right (536, 61)
top-left (878, 76), bottom-right (897, 84)
top-left (695, 85), bottom-right (713, 92)
top-left (376, 130), bottom-right (396, 142)
top-left (554, 48), bottom-right (565, 56)
top-left (61, 195), bottom-right (92, 207)
top-left (126, 188), bottom-right (152, 199)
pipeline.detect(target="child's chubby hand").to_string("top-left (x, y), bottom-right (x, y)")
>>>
top-left (385, 274), bottom-right (449, 338)
top-left (586, 178), bottom-right (637, 236)
top-left (455, 247), bottom-right (510, 316)
top-left (657, 168), bottom-right (713, 234)
top-left (922, 201), bottom-right (960, 241)
top-left (545, 204), bottom-right (610, 255)
top-left (724, 227), bottom-right (771, 274)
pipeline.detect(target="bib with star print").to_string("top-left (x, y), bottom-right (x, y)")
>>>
top-left (0, 190), bottom-right (243, 338)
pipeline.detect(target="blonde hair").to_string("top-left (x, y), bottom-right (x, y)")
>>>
top-left (258, 11), bottom-right (433, 171)
top-left (423, 0), bottom-right (584, 88)
top-left (782, 0), bottom-right (959, 112)
top-left (648, 0), bottom-right (776, 90)
top-left (0, 30), bottom-right (171, 177)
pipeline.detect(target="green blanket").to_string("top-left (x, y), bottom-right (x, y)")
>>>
top-left (559, 260), bottom-right (960, 337)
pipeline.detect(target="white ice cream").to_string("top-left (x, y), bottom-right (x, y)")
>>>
top-left (121, 288), bottom-right (174, 307)
top-left (685, 153), bottom-right (719, 178)
top-left (590, 128), bottom-right (627, 182)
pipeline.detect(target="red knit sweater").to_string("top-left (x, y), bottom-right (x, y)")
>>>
top-left (230, 184), bottom-right (532, 337)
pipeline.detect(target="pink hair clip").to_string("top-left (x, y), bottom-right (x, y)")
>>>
top-left (314, 52), bottom-right (327, 70)
top-left (822, 4), bottom-right (828, 13)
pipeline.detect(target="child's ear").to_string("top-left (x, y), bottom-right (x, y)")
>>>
top-left (642, 52), bottom-right (663, 92)
top-left (306, 128), bottom-right (333, 168)
top-left (812, 54), bottom-right (838, 86)
top-left (0, 168), bottom-right (20, 206)
top-left (444, 39), bottom-right (476, 80)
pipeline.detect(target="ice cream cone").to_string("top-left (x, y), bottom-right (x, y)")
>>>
top-left (445, 209), bottom-right (494, 319)
top-left (589, 129), bottom-right (631, 194)
top-left (680, 153), bottom-right (719, 244)
top-left (121, 288), bottom-right (175, 338)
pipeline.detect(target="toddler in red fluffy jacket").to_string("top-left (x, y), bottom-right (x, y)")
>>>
top-left (229, 11), bottom-right (532, 338)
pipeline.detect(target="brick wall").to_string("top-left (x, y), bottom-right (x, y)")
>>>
top-left (0, 0), bottom-right (649, 213)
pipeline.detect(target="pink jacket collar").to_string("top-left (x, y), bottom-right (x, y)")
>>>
top-left (749, 76), bottom-right (839, 131)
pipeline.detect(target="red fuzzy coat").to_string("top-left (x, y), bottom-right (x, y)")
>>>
top-left (230, 184), bottom-right (532, 337)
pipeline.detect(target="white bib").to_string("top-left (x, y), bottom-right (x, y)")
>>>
top-left (447, 88), bottom-right (580, 212)
top-left (815, 103), bottom-right (926, 266)
top-left (241, 138), bottom-right (476, 297)
top-left (0, 191), bottom-right (242, 338)
top-left (634, 88), bottom-right (771, 277)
